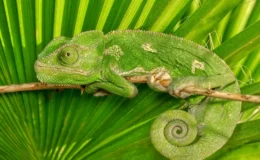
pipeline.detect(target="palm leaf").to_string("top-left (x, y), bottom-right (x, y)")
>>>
top-left (0, 0), bottom-right (260, 159)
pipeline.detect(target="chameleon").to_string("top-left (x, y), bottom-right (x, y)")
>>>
top-left (34, 30), bottom-right (241, 159)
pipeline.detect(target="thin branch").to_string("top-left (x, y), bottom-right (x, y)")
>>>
top-left (183, 86), bottom-right (260, 103)
top-left (0, 83), bottom-right (81, 93)
top-left (0, 76), bottom-right (259, 103)
top-left (126, 76), bottom-right (260, 103)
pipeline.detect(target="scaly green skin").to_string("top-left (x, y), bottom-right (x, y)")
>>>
top-left (35, 30), bottom-right (241, 159)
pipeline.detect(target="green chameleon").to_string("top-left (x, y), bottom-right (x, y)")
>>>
top-left (35, 30), bottom-right (241, 160)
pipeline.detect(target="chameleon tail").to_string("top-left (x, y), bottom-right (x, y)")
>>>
top-left (150, 98), bottom-right (241, 160)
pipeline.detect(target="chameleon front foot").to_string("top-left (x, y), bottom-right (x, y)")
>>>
top-left (84, 84), bottom-right (99, 94)
top-left (84, 84), bottom-right (110, 97)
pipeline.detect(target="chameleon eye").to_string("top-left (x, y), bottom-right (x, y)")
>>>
top-left (59, 46), bottom-right (79, 65)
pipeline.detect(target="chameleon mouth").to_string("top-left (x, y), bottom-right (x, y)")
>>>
top-left (34, 61), bottom-right (93, 84)
top-left (35, 61), bottom-right (92, 75)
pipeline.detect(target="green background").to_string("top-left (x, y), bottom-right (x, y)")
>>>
top-left (0, 0), bottom-right (260, 159)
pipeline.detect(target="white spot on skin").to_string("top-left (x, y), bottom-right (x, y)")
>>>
top-left (141, 43), bottom-right (157, 53)
top-left (118, 67), bottom-right (167, 76)
top-left (191, 60), bottom-right (205, 74)
top-left (104, 45), bottom-right (124, 60)
top-left (119, 67), bottom-right (147, 76)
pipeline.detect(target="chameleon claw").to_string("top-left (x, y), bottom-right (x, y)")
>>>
top-left (80, 85), bottom-right (86, 95)
top-left (94, 90), bottom-right (110, 97)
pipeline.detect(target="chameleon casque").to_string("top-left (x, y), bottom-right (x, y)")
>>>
top-left (34, 30), bottom-right (241, 159)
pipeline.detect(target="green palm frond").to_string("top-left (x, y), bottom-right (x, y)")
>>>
top-left (0, 0), bottom-right (260, 159)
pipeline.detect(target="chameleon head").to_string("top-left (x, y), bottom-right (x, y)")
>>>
top-left (34, 31), bottom-right (104, 85)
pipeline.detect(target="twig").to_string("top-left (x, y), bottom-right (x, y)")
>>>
top-left (126, 76), bottom-right (260, 103)
top-left (0, 83), bottom-right (80, 93)
top-left (0, 76), bottom-right (259, 103)
top-left (183, 86), bottom-right (260, 103)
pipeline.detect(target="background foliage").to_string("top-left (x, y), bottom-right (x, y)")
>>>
top-left (0, 0), bottom-right (260, 159)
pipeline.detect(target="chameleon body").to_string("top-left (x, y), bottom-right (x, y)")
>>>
top-left (35, 30), bottom-right (241, 159)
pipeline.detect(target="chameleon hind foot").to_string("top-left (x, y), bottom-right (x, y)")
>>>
top-left (167, 74), bottom-right (233, 99)
top-left (147, 72), bottom-right (171, 92)
top-left (167, 77), bottom-right (198, 98)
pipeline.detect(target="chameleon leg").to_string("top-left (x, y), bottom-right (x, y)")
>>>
top-left (85, 71), bottom-right (138, 98)
top-left (168, 73), bottom-right (236, 98)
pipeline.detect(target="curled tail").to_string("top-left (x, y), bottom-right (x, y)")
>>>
top-left (151, 97), bottom-right (241, 159)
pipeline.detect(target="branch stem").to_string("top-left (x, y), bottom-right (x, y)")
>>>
top-left (0, 76), bottom-right (259, 103)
